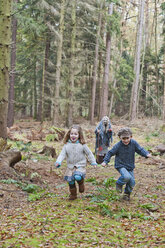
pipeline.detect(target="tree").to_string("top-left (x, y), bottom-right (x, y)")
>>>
top-left (66, 0), bottom-right (77, 127)
top-left (130, 0), bottom-right (145, 121)
top-left (53, 0), bottom-right (66, 125)
top-left (38, 28), bottom-right (50, 122)
top-left (7, 0), bottom-right (17, 128)
top-left (0, 0), bottom-right (12, 138)
top-left (160, 2), bottom-right (165, 121)
top-left (100, 3), bottom-right (114, 118)
top-left (90, 1), bottom-right (103, 124)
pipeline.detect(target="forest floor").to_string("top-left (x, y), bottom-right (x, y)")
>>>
top-left (0, 117), bottom-right (165, 248)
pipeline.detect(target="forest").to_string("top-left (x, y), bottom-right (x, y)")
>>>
top-left (0, 0), bottom-right (165, 132)
top-left (0, 0), bottom-right (165, 247)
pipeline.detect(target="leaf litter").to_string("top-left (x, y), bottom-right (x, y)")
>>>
top-left (0, 118), bottom-right (165, 247)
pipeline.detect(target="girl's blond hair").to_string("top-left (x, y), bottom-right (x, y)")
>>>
top-left (63, 125), bottom-right (86, 144)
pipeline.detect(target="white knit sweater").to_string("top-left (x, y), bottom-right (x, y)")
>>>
top-left (56, 141), bottom-right (96, 169)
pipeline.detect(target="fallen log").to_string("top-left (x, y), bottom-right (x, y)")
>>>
top-left (37, 145), bottom-right (56, 158)
top-left (0, 149), bottom-right (22, 168)
top-left (156, 144), bottom-right (165, 155)
top-left (0, 149), bottom-right (22, 180)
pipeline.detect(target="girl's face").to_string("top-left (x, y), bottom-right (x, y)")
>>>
top-left (70, 128), bottom-right (79, 143)
top-left (121, 136), bottom-right (132, 145)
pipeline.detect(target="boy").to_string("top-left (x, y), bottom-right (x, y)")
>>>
top-left (101, 127), bottom-right (151, 200)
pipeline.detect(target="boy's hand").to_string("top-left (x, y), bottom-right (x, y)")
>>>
top-left (147, 154), bottom-right (152, 158)
top-left (101, 162), bottom-right (107, 167)
top-left (54, 162), bottom-right (61, 168)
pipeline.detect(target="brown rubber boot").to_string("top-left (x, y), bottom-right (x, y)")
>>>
top-left (69, 185), bottom-right (77, 200)
top-left (78, 179), bottom-right (85, 193)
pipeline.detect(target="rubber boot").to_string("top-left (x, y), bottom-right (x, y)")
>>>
top-left (122, 192), bottom-right (130, 201)
top-left (69, 184), bottom-right (77, 200)
top-left (78, 179), bottom-right (85, 193)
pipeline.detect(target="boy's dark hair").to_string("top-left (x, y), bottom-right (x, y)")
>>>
top-left (118, 127), bottom-right (132, 138)
top-left (63, 124), bottom-right (86, 144)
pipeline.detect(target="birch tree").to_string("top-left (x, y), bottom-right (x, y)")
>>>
top-left (0, 0), bottom-right (12, 138)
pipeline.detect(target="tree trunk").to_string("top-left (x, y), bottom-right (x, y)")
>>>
top-left (90, 2), bottom-right (102, 124)
top-left (33, 59), bottom-right (37, 119)
top-left (163, 55), bottom-right (165, 122)
top-left (7, 0), bottom-right (17, 128)
top-left (38, 34), bottom-right (50, 122)
top-left (109, 1), bottom-right (126, 116)
top-left (130, 0), bottom-right (145, 121)
top-left (154, 0), bottom-right (159, 115)
top-left (66, 0), bottom-right (77, 127)
top-left (0, 0), bottom-right (12, 138)
top-left (100, 3), bottom-right (113, 118)
top-left (141, 0), bottom-right (149, 112)
top-left (53, 0), bottom-right (65, 125)
top-left (109, 77), bottom-right (116, 116)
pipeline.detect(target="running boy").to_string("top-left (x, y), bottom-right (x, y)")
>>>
top-left (101, 127), bottom-right (151, 200)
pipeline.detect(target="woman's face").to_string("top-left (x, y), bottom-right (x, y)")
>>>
top-left (70, 128), bottom-right (79, 143)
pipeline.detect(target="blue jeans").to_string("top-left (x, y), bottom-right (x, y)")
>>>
top-left (117, 168), bottom-right (135, 194)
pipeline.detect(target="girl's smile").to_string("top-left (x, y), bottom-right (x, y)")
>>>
top-left (70, 128), bottom-right (79, 143)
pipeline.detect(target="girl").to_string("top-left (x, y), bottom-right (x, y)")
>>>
top-left (55, 125), bottom-right (97, 200)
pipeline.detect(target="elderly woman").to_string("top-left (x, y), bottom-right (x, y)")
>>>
top-left (95, 116), bottom-right (113, 164)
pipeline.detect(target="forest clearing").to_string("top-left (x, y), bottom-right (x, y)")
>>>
top-left (0, 118), bottom-right (164, 247)
top-left (0, 0), bottom-right (165, 247)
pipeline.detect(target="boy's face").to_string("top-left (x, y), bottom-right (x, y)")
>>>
top-left (120, 135), bottom-right (132, 145)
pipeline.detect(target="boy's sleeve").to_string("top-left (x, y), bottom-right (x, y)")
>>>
top-left (55, 145), bottom-right (67, 165)
top-left (103, 142), bottom-right (119, 164)
top-left (134, 140), bottom-right (149, 157)
top-left (83, 144), bottom-right (97, 165)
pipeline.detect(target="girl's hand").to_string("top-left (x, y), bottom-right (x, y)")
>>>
top-left (101, 162), bottom-right (107, 167)
top-left (54, 162), bottom-right (61, 168)
top-left (91, 163), bottom-right (97, 168)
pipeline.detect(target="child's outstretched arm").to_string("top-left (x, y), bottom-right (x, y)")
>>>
top-left (101, 142), bottom-right (119, 167)
top-left (134, 140), bottom-right (151, 158)
top-left (83, 144), bottom-right (97, 167)
top-left (54, 145), bottom-right (66, 168)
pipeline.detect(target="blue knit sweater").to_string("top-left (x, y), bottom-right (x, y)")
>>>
top-left (104, 139), bottom-right (149, 171)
